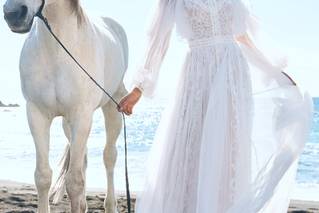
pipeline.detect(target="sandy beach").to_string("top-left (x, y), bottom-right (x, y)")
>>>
top-left (0, 180), bottom-right (318, 213)
top-left (0, 180), bottom-right (136, 213)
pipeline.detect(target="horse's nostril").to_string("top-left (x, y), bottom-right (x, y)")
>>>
top-left (4, 5), bottom-right (28, 23)
top-left (20, 5), bottom-right (28, 19)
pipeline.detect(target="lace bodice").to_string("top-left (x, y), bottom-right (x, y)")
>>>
top-left (180, 0), bottom-right (240, 40)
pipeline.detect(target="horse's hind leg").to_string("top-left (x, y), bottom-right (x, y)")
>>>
top-left (27, 102), bottom-right (53, 213)
top-left (102, 104), bottom-right (121, 213)
top-left (102, 84), bottom-right (128, 213)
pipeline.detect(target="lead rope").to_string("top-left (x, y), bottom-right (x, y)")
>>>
top-left (35, 2), bottom-right (131, 213)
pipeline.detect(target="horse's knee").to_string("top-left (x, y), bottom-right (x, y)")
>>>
top-left (35, 168), bottom-right (52, 192)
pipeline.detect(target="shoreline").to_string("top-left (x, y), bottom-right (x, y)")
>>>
top-left (1, 180), bottom-right (318, 212)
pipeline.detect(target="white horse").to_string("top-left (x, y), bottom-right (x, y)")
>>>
top-left (3, 0), bottom-right (128, 212)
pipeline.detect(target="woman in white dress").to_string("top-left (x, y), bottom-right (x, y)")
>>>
top-left (119, 0), bottom-right (313, 212)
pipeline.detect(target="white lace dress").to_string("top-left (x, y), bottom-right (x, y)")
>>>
top-left (132, 0), bottom-right (313, 212)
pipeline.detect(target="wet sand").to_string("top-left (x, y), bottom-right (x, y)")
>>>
top-left (0, 180), bottom-right (318, 213)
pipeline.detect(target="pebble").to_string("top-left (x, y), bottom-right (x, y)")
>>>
top-left (1, 188), bottom-right (8, 193)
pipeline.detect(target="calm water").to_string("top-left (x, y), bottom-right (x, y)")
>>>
top-left (0, 98), bottom-right (318, 200)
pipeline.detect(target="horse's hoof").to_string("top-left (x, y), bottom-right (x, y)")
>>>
top-left (104, 208), bottom-right (118, 213)
top-left (104, 206), bottom-right (118, 213)
top-left (104, 199), bottom-right (117, 213)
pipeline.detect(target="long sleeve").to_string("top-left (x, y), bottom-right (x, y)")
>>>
top-left (234, 1), bottom-right (291, 85)
top-left (237, 34), bottom-right (286, 76)
top-left (132, 0), bottom-right (176, 97)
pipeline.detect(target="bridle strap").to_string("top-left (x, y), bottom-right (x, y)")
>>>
top-left (35, 0), bottom-right (46, 19)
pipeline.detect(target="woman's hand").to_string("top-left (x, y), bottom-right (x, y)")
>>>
top-left (118, 87), bottom-right (142, 115)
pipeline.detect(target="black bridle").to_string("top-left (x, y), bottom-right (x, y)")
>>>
top-left (35, 0), bottom-right (45, 19)
top-left (35, 1), bottom-right (132, 212)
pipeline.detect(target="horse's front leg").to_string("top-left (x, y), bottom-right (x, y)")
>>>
top-left (66, 110), bottom-right (93, 213)
top-left (27, 103), bottom-right (53, 213)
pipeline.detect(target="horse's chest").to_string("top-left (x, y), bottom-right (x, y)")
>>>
top-left (20, 59), bottom-right (99, 111)
top-left (20, 27), bottom-right (110, 113)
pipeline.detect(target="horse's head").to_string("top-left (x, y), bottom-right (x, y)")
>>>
top-left (3, 0), bottom-right (45, 33)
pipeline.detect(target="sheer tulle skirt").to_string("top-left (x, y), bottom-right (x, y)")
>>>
top-left (135, 42), bottom-right (313, 213)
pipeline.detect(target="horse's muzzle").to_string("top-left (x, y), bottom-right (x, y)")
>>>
top-left (3, 5), bottom-right (31, 34)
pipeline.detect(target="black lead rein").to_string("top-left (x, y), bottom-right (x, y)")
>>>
top-left (35, 1), bottom-right (131, 212)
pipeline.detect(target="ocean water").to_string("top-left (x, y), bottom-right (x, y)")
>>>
top-left (0, 98), bottom-right (318, 201)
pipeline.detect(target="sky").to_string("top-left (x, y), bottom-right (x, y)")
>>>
top-left (0, 0), bottom-right (318, 104)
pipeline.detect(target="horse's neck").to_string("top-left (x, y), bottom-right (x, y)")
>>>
top-left (37, 0), bottom-right (85, 45)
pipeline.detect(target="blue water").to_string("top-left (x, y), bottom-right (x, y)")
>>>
top-left (296, 98), bottom-right (319, 184)
top-left (0, 98), bottom-right (318, 200)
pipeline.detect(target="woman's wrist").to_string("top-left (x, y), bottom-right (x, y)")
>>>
top-left (132, 87), bottom-right (143, 96)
